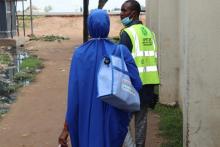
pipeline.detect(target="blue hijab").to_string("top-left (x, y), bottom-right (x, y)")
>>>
top-left (66, 9), bottom-right (142, 147)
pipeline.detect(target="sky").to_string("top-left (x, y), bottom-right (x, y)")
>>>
top-left (17, 0), bottom-right (145, 12)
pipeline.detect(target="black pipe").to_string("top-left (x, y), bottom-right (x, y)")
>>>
top-left (83, 0), bottom-right (89, 43)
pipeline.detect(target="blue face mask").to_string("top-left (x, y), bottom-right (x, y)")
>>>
top-left (121, 16), bottom-right (132, 26)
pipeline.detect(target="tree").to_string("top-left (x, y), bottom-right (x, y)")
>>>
top-left (44, 5), bottom-right (52, 13)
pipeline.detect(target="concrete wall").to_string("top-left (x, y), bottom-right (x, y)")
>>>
top-left (145, 0), bottom-right (180, 105)
top-left (146, 0), bottom-right (220, 146)
top-left (179, 0), bottom-right (220, 146)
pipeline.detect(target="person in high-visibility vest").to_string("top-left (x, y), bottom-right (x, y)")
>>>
top-left (120, 0), bottom-right (160, 147)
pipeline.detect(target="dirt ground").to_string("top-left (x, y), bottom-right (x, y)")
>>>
top-left (0, 16), bottom-right (162, 147)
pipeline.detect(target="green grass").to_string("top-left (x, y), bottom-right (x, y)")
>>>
top-left (20, 56), bottom-right (43, 72)
top-left (13, 56), bottom-right (43, 83)
top-left (154, 104), bottom-right (183, 147)
top-left (14, 56), bottom-right (43, 84)
top-left (29, 35), bottom-right (70, 42)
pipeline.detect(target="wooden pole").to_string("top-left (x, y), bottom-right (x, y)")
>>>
top-left (15, 0), bottom-right (19, 36)
top-left (30, 0), bottom-right (33, 35)
top-left (22, 0), bottom-right (25, 36)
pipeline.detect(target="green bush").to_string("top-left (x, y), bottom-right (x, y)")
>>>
top-left (14, 56), bottom-right (43, 82)
top-left (20, 56), bottom-right (43, 72)
top-left (14, 71), bottom-right (34, 82)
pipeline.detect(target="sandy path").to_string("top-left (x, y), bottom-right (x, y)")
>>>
top-left (0, 39), bottom-right (78, 147)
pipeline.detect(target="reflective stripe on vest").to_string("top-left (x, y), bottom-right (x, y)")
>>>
top-left (124, 24), bottom-right (160, 84)
top-left (127, 27), bottom-right (158, 58)
top-left (138, 66), bottom-right (158, 73)
top-left (132, 51), bottom-right (156, 58)
top-left (127, 26), bottom-right (158, 74)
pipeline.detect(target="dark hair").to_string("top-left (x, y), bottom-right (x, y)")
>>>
top-left (125, 0), bottom-right (141, 15)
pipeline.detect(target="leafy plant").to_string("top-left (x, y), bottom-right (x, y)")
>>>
top-left (19, 56), bottom-right (43, 73)
top-left (13, 71), bottom-right (34, 82)
top-left (44, 5), bottom-right (53, 12)
top-left (13, 56), bottom-right (43, 82)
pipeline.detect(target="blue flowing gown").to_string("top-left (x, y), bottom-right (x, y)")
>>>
top-left (65, 9), bottom-right (142, 147)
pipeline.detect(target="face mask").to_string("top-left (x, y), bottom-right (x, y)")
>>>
top-left (121, 16), bottom-right (132, 26)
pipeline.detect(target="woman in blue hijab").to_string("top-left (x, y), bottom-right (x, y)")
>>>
top-left (58, 9), bottom-right (142, 147)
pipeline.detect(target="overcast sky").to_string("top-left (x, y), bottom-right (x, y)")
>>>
top-left (17, 0), bottom-right (145, 12)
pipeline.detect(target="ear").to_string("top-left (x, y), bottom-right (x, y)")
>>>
top-left (130, 10), bottom-right (138, 19)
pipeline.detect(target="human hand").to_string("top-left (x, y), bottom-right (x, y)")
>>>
top-left (58, 128), bottom-right (69, 147)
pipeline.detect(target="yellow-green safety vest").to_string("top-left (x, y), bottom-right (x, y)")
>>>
top-left (123, 24), bottom-right (160, 84)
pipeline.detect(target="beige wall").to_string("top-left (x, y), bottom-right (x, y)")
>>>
top-left (146, 0), bottom-right (220, 146)
top-left (146, 0), bottom-right (180, 105)
top-left (180, 0), bottom-right (220, 146)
